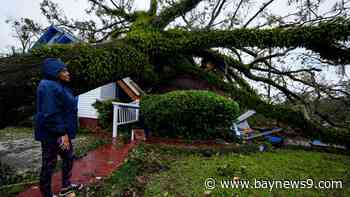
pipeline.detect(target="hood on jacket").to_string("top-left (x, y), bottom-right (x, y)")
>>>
top-left (42, 58), bottom-right (67, 80)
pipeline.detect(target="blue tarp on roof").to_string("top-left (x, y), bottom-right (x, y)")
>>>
top-left (31, 25), bottom-right (77, 49)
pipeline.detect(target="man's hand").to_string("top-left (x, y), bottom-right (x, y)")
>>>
top-left (60, 134), bottom-right (70, 150)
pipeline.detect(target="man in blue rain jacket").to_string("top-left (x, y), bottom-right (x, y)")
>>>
top-left (35, 58), bottom-right (82, 197)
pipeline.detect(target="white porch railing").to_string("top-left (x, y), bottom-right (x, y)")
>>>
top-left (112, 100), bottom-right (140, 138)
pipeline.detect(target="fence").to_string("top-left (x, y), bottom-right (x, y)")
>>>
top-left (112, 101), bottom-right (140, 138)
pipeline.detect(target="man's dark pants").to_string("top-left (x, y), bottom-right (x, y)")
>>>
top-left (40, 138), bottom-right (74, 197)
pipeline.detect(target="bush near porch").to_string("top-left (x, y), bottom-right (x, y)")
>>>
top-left (93, 99), bottom-right (121, 129)
top-left (140, 90), bottom-right (240, 140)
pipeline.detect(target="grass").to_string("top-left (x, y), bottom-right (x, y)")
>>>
top-left (77, 158), bottom-right (142, 197)
top-left (78, 143), bottom-right (350, 197)
top-left (145, 149), bottom-right (350, 196)
top-left (0, 126), bottom-right (33, 139)
top-left (76, 143), bottom-right (192, 197)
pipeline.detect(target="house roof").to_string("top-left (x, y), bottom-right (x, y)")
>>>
top-left (31, 25), bottom-right (79, 50)
top-left (117, 77), bottom-right (144, 101)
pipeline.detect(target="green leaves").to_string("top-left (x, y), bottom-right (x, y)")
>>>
top-left (140, 90), bottom-right (240, 140)
top-left (31, 42), bottom-right (148, 94)
top-left (92, 98), bottom-right (121, 129)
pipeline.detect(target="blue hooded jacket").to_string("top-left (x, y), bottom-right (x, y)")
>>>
top-left (34, 58), bottom-right (78, 142)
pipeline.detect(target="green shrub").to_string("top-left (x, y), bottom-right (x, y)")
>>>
top-left (140, 90), bottom-right (239, 140)
top-left (92, 99), bottom-right (138, 137)
top-left (92, 99), bottom-right (120, 129)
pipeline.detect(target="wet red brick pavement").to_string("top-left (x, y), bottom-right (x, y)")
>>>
top-left (17, 130), bottom-right (225, 197)
top-left (18, 140), bottom-right (139, 197)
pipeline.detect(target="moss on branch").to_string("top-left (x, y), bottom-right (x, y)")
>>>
top-left (148, 0), bottom-right (158, 16)
top-left (152, 0), bottom-right (203, 29)
top-left (126, 19), bottom-right (350, 64)
top-left (31, 42), bottom-right (149, 95)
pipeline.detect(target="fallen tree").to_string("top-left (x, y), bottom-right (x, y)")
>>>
top-left (0, 0), bottom-right (349, 144)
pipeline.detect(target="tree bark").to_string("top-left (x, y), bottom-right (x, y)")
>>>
top-left (0, 19), bottom-right (349, 146)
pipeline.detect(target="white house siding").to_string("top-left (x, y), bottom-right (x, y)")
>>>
top-left (78, 87), bottom-right (101, 119)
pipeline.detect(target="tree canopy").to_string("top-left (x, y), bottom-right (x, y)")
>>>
top-left (0, 0), bottom-right (349, 144)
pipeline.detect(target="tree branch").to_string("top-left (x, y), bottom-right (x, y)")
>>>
top-left (152, 0), bottom-right (203, 29)
top-left (194, 49), bottom-right (301, 101)
top-left (229, 47), bottom-right (243, 63)
top-left (206, 0), bottom-right (227, 29)
top-left (109, 0), bottom-right (119, 8)
top-left (88, 0), bottom-right (135, 21)
top-left (249, 48), bottom-right (295, 65)
top-left (228, 0), bottom-right (245, 29)
top-left (243, 0), bottom-right (275, 28)
top-left (232, 0), bottom-right (244, 23)
top-left (238, 47), bottom-right (347, 100)
top-left (149, 0), bottom-right (158, 16)
top-left (160, 19), bottom-right (350, 64)
top-left (252, 66), bottom-right (322, 75)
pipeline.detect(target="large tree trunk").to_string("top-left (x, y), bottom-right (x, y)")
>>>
top-left (0, 19), bottom-right (349, 145)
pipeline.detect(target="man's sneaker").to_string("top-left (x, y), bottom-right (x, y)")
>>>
top-left (59, 184), bottom-right (83, 196)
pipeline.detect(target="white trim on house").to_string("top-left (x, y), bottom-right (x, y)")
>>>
top-left (78, 82), bottom-right (116, 119)
top-left (122, 77), bottom-right (144, 96)
top-left (77, 78), bottom-right (142, 121)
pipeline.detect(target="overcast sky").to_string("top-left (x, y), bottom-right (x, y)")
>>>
top-left (0, 0), bottom-right (150, 54)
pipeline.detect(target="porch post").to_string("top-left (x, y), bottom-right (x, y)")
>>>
top-left (112, 104), bottom-right (119, 138)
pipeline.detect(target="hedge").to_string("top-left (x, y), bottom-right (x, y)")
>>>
top-left (140, 90), bottom-right (240, 140)
top-left (92, 99), bottom-right (137, 145)
top-left (92, 99), bottom-right (120, 129)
